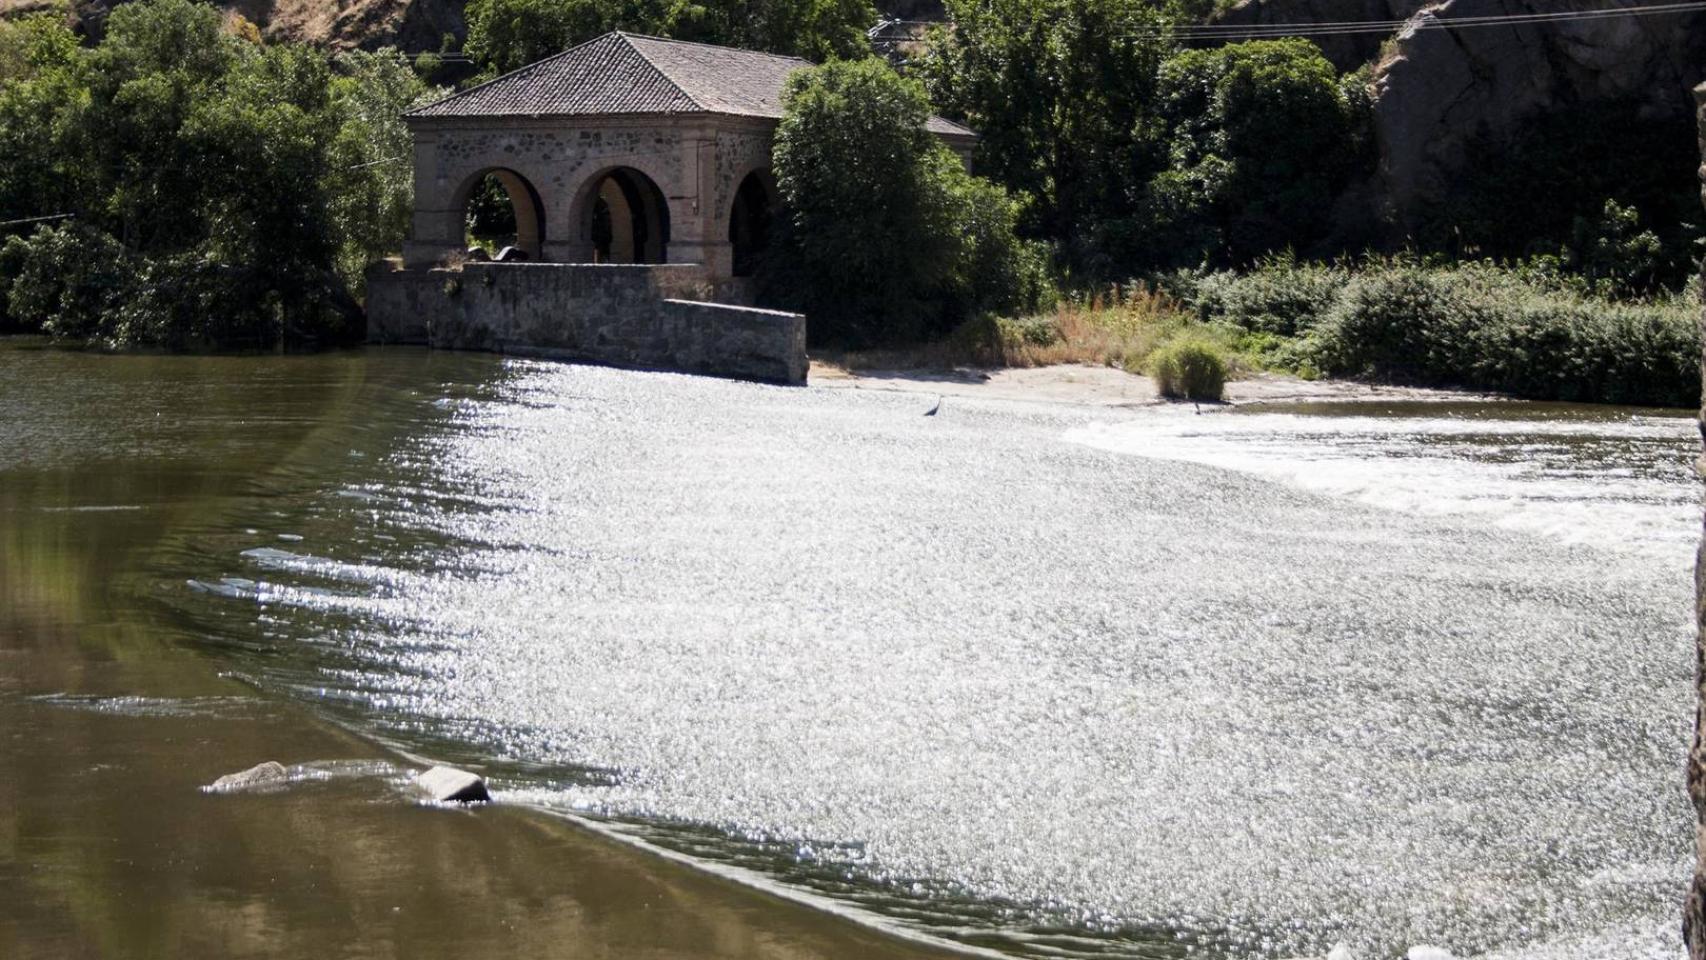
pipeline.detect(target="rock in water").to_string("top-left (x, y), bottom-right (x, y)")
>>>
top-left (205, 761), bottom-right (289, 792)
top-left (1406, 948), bottom-right (1454, 960)
top-left (1326, 944), bottom-right (1357, 960)
top-left (411, 765), bottom-right (490, 803)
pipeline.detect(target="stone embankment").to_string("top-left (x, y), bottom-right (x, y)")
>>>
top-left (367, 261), bottom-right (808, 385)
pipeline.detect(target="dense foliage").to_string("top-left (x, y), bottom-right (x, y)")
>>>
top-left (1174, 258), bottom-right (1700, 407)
top-left (766, 58), bottom-right (1049, 346)
top-left (464, 0), bottom-right (875, 76)
top-left (0, 0), bottom-right (430, 347)
top-left (919, 0), bottom-right (1174, 271)
top-left (1146, 40), bottom-right (1372, 266)
top-left (1440, 103), bottom-right (1701, 293)
top-left (921, 6), bottom-right (1373, 276)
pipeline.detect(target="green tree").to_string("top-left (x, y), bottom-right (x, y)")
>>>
top-left (0, 0), bottom-right (434, 347)
top-left (919, 0), bottom-right (1177, 270)
top-left (463, 0), bottom-right (875, 78)
top-left (767, 58), bottom-right (1045, 345)
top-left (1146, 38), bottom-right (1370, 266)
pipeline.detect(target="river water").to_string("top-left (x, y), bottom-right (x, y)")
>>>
top-left (1, 342), bottom-right (1697, 960)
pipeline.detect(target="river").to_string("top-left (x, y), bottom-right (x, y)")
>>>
top-left (0, 341), bottom-right (1697, 959)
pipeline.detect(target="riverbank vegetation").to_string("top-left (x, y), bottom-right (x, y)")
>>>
top-left (800, 0), bottom-right (1701, 406)
top-left (0, 0), bottom-right (1697, 404)
top-left (0, 0), bottom-right (428, 349)
top-left (859, 259), bottom-right (1696, 407)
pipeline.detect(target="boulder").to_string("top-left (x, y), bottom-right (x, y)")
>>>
top-left (205, 761), bottom-right (290, 792)
top-left (411, 765), bottom-right (490, 803)
top-left (1406, 948), bottom-right (1455, 960)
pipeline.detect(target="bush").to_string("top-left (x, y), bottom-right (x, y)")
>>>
top-left (1150, 339), bottom-right (1228, 401)
top-left (1181, 256), bottom-right (1349, 336)
top-left (1301, 260), bottom-right (1699, 407)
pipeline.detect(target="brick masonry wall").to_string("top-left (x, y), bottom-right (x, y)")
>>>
top-left (365, 262), bottom-right (807, 385)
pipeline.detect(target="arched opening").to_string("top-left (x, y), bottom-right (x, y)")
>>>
top-left (583, 168), bottom-right (670, 264)
top-left (728, 171), bottom-right (774, 278)
top-left (460, 168), bottom-right (545, 261)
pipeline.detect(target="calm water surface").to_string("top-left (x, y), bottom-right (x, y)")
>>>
top-left (1, 342), bottom-right (1697, 960)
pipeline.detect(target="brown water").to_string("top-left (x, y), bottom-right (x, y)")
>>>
top-left (2, 341), bottom-right (1698, 960)
top-left (0, 342), bottom-right (958, 960)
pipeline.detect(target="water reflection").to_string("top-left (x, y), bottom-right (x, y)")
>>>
top-left (135, 356), bottom-right (1693, 960)
top-left (0, 343), bottom-right (960, 960)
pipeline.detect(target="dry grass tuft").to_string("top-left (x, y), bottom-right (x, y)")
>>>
top-left (822, 284), bottom-right (1250, 381)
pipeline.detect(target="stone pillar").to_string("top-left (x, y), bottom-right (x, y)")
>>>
top-left (403, 130), bottom-right (464, 268)
top-left (666, 133), bottom-right (735, 280)
top-left (1689, 80), bottom-right (1706, 960)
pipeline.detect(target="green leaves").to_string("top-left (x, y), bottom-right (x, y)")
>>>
top-left (0, 0), bottom-right (430, 348)
top-left (463, 0), bottom-right (875, 79)
top-left (768, 59), bottom-right (1047, 346)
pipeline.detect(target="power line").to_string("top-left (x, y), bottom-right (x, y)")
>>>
top-left (879, 1), bottom-right (1706, 42)
top-left (0, 213), bottom-right (74, 229)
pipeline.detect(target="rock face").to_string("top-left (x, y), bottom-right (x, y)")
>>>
top-left (411, 765), bottom-right (491, 804)
top-left (2, 0), bottom-right (466, 51)
top-left (1213, 0), bottom-right (1431, 71)
top-left (1689, 82), bottom-right (1706, 960)
top-left (1366, 0), bottom-right (1706, 240)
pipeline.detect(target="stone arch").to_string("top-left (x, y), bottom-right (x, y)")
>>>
top-left (452, 167), bottom-right (546, 260)
top-left (727, 168), bottom-right (776, 278)
top-left (571, 166), bottom-right (671, 264)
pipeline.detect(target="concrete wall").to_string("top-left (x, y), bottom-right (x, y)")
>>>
top-left (1689, 81), bottom-right (1706, 960)
top-left (366, 261), bottom-right (807, 385)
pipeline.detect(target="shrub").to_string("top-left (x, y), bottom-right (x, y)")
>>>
top-left (1150, 340), bottom-right (1228, 401)
top-left (1182, 256), bottom-right (1349, 336)
top-left (1301, 260), bottom-right (1699, 407)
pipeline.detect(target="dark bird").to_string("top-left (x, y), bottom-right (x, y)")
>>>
top-left (924, 396), bottom-right (943, 417)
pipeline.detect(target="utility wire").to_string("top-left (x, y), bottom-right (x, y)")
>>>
top-left (878, 0), bottom-right (1706, 41)
top-left (0, 213), bottom-right (74, 229)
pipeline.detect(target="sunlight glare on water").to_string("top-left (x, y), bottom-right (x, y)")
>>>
top-left (223, 364), bottom-right (1697, 960)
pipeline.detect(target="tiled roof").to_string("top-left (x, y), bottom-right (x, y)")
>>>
top-left (409, 32), bottom-right (977, 138)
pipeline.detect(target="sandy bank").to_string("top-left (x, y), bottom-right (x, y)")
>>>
top-left (810, 360), bottom-right (1488, 408)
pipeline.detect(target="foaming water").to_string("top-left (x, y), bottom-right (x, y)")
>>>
top-left (185, 365), bottom-right (1695, 959)
top-left (1067, 401), bottom-right (1699, 569)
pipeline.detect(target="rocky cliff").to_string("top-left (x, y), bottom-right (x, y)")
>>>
top-left (1213, 0), bottom-right (1431, 72)
top-left (1366, 0), bottom-right (1706, 241)
top-left (0, 0), bottom-right (461, 49)
top-left (0, 0), bottom-right (936, 50)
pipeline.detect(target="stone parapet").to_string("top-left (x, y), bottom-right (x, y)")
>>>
top-left (365, 261), bottom-right (807, 385)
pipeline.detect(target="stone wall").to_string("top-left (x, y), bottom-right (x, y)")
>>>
top-left (1689, 81), bottom-right (1706, 960)
top-left (366, 261), bottom-right (807, 385)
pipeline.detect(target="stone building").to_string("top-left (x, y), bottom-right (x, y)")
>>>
top-left (398, 30), bottom-right (976, 285)
top-left (369, 31), bottom-right (974, 385)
